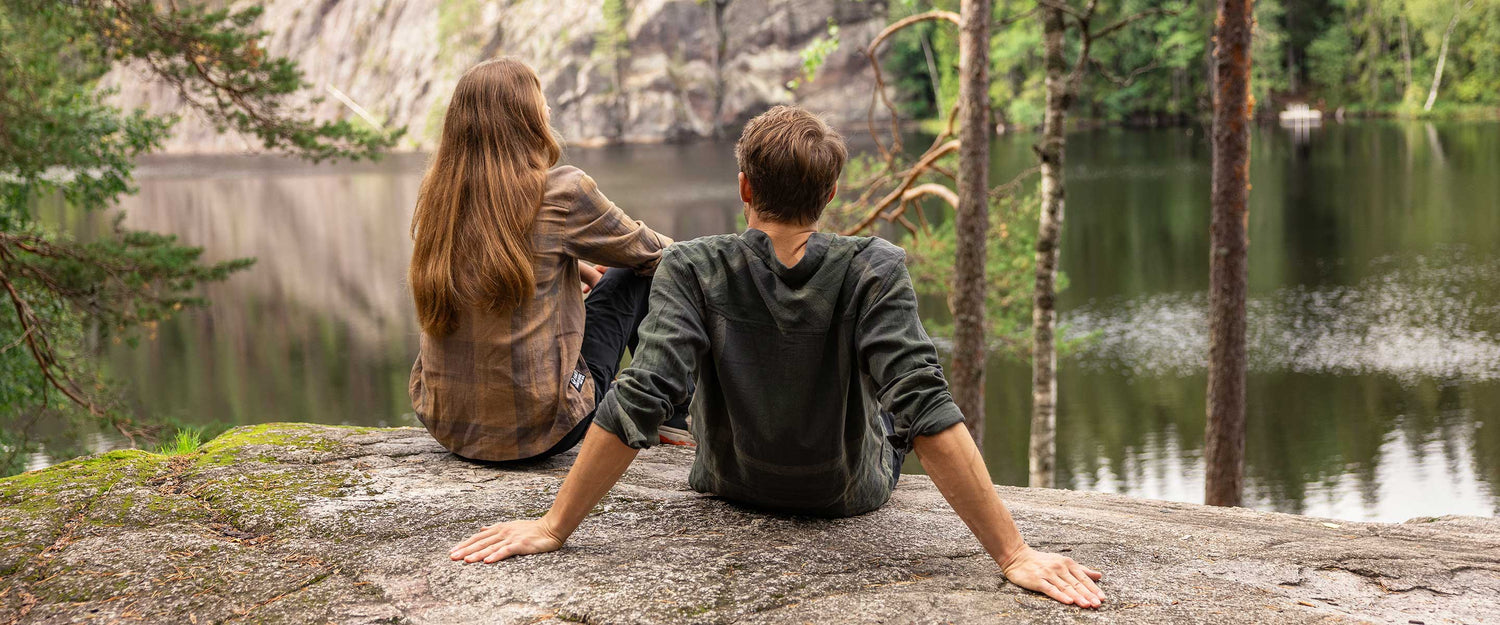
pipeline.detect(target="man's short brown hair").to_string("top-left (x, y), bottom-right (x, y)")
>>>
top-left (735, 106), bottom-right (847, 225)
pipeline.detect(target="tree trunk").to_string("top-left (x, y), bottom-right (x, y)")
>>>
top-left (950, 0), bottom-right (993, 449)
top-left (1424, 0), bottom-right (1470, 112)
top-left (1029, 2), bottom-right (1069, 489)
top-left (1205, 0), bottom-right (1254, 508)
top-left (710, 0), bottom-right (731, 136)
top-left (1400, 15), bottom-right (1413, 97)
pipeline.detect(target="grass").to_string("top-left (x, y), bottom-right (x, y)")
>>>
top-left (153, 428), bottom-right (203, 456)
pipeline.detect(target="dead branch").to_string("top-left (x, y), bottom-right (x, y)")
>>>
top-left (1094, 7), bottom-right (1178, 40)
top-left (864, 10), bottom-right (962, 163)
top-left (0, 244), bottom-right (148, 444)
top-left (1092, 56), bottom-right (1163, 87)
top-left (987, 165), bottom-right (1042, 200)
top-left (997, 7), bottom-right (1040, 27)
top-left (903, 183), bottom-right (960, 209)
top-left (840, 140), bottom-right (960, 235)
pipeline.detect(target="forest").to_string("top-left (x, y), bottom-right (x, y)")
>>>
top-left (872, 0), bottom-right (1499, 125)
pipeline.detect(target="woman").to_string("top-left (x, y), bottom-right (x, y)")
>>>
top-left (408, 58), bottom-right (685, 462)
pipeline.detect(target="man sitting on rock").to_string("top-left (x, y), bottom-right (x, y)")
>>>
top-left (448, 106), bottom-right (1106, 609)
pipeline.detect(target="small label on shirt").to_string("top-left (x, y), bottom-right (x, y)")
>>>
top-left (570, 370), bottom-right (587, 391)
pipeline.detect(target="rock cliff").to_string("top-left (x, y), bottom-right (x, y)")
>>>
top-left (2, 423), bottom-right (1497, 624)
top-left (105, 0), bottom-right (890, 152)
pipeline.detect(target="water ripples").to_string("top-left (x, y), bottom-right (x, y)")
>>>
top-left (1063, 252), bottom-right (1500, 383)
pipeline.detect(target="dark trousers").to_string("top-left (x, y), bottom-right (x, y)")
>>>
top-left (881, 409), bottom-right (907, 488)
top-left (528, 268), bottom-right (656, 460)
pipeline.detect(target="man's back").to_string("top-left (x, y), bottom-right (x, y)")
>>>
top-left (594, 229), bottom-right (965, 517)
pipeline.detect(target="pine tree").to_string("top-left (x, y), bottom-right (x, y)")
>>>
top-left (0, 0), bottom-right (399, 473)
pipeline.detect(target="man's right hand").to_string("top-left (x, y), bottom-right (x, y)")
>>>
top-left (1000, 546), bottom-right (1105, 608)
top-left (913, 424), bottom-right (1106, 609)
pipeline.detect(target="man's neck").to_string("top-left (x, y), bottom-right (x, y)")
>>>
top-left (747, 215), bottom-right (818, 267)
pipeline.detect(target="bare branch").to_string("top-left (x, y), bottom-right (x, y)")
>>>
top-left (873, 10), bottom-right (961, 46)
top-left (896, 214), bottom-right (921, 237)
top-left (863, 10), bottom-right (962, 165)
top-left (996, 7), bottom-right (1040, 27)
top-left (1092, 56), bottom-right (1163, 86)
top-left (1094, 7), bottom-right (1179, 40)
top-left (1036, 0), bottom-right (1088, 21)
top-left (840, 140), bottom-right (961, 235)
top-left (903, 183), bottom-right (960, 209)
top-left (987, 165), bottom-right (1042, 200)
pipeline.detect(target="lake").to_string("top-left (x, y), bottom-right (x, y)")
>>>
top-left (30, 121), bottom-right (1500, 522)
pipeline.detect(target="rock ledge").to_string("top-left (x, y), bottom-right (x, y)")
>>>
top-left (2, 423), bottom-right (1497, 624)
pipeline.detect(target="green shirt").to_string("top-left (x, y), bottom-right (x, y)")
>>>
top-left (594, 229), bottom-right (966, 517)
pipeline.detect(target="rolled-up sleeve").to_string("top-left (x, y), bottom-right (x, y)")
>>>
top-left (562, 173), bottom-right (673, 274)
top-left (856, 259), bottom-right (967, 452)
top-left (593, 248), bottom-right (706, 448)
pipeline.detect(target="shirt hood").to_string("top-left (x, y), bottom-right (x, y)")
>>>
top-left (739, 228), bottom-right (870, 289)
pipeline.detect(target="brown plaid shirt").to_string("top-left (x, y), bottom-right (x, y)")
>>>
top-left (409, 166), bottom-right (672, 461)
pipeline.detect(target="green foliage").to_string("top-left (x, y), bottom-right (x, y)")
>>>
top-left (597, 0), bottom-right (632, 75)
top-left (789, 19), bottom-right (840, 91)
top-left (1308, 27), bottom-right (1357, 103)
top-left (901, 190), bottom-right (1065, 356)
top-left (1, 0), bottom-right (398, 475)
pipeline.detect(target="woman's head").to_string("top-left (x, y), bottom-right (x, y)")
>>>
top-left (410, 58), bottom-right (562, 337)
top-left (440, 58), bottom-right (559, 162)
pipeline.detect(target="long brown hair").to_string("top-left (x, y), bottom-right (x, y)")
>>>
top-left (409, 58), bottom-right (562, 337)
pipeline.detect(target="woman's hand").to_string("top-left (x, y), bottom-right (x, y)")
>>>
top-left (1000, 546), bottom-right (1105, 608)
top-left (449, 519), bottom-right (565, 563)
top-left (578, 262), bottom-right (609, 293)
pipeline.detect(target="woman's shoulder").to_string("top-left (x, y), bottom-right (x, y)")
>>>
top-left (543, 165), bottom-right (594, 207)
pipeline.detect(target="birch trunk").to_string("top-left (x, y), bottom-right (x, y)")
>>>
top-left (1424, 0), bottom-right (1471, 112)
top-left (1029, 3), bottom-right (1069, 489)
top-left (950, 0), bottom-right (993, 448)
top-left (1205, 0), bottom-right (1254, 508)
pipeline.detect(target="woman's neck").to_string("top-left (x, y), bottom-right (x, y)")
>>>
top-left (747, 214), bottom-right (818, 268)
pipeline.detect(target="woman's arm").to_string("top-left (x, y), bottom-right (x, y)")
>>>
top-left (560, 172), bottom-right (673, 273)
top-left (915, 423), bottom-right (1105, 608)
top-left (449, 424), bottom-right (638, 563)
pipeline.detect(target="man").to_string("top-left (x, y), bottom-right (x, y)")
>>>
top-left (449, 106), bottom-right (1106, 609)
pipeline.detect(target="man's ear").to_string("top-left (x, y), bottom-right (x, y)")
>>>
top-left (826, 182), bottom-right (838, 204)
top-left (738, 172), bottom-right (753, 205)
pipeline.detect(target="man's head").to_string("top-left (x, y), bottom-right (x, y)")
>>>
top-left (734, 106), bottom-right (848, 226)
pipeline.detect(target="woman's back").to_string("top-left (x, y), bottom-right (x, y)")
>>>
top-left (411, 166), bottom-right (669, 461)
top-left (406, 58), bottom-right (671, 462)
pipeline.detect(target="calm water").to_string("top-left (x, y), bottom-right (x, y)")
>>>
top-left (30, 122), bottom-right (1500, 522)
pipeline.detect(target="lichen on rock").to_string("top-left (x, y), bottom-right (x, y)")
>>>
top-left (1, 423), bottom-right (1497, 624)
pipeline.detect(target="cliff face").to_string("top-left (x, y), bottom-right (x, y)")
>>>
top-left (105, 0), bottom-right (889, 152)
top-left (3, 423), bottom-right (1498, 624)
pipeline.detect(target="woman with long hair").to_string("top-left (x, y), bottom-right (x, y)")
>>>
top-left (408, 58), bottom-right (686, 462)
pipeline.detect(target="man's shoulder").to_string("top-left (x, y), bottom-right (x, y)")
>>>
top-left (662, 233), bottom-right (741, 263)
top-left (838, 235), bottom-right (907, 276)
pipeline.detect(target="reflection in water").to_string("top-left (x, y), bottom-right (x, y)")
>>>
top-left (25, 122), bottom-right (1500, 522)
top-left (1065, 251), bottom-right (1500, 381)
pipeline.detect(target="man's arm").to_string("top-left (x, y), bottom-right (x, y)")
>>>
top-left (854, 254), bottom-right (1104, 608)
top-left (915, 423), bottom-right (1105, 608)
top-left (451, 249), bottom-right (706, 562)
top-left (449, 424), bottom-right (637, 563)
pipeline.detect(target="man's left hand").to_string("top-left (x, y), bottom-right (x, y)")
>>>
top-left (449, 518), bottom-right (564, 564)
